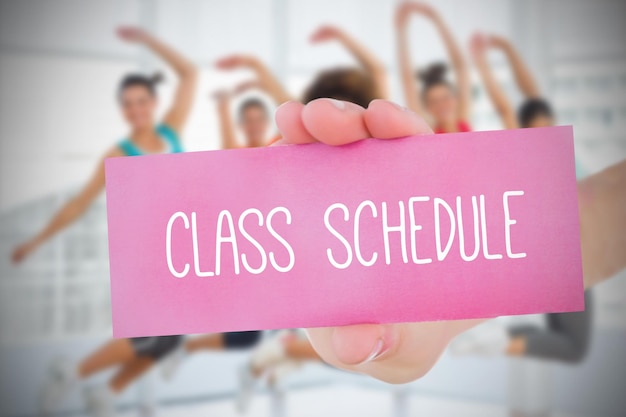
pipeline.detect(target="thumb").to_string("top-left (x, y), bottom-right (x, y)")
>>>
top-left (306, 324), bottom-right (400, 368)
top-left (329, 324), bottom-right (397, 365)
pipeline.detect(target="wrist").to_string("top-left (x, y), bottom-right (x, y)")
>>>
top-left (429, 13), bottom-right (442, 24)
top-left (31, 234), bottom-right (45, 248)
top-left (496, 40), bottom-right (512, 52)
top-left (395, 23), bottom-right (408, 33)
top-left (139, 34), bottom-right (156, 47)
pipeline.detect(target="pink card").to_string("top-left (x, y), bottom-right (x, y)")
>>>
top-left (105, 126), bottom-right (583, 337)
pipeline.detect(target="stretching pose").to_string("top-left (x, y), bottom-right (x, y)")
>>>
top-left (10, 28), bottom-right (262, 417)
top-left (446, 34), bottom-right (594, 365)
top-left (236, 52), bottom-right (390, 413)
top-left (214, 54), bottom-right (293, 149)
top-left (11, 26), bottom-right (196, 263)
top-left (215, 54), bottom-right (293, 106)
top-left (9, 26), bottom-right (198, 417)
top-left (214, 89), bottom-right (271, 149)
top-left (395, 1), bottom-right (472, 133)
top-left (469, 33), bottom-right (552, 130)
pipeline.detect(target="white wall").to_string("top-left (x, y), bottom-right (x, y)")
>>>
top-left (2, 0), bottom-right (625, 209)
top-left (0, 1), bottom-right (625, 416)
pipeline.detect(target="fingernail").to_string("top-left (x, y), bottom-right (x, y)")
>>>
top-left (327, 98), bottom-right (346, 110)
top-left (359, 338), bottom-right (386, 365)
top-left (389, 101), bottom-right (409, 112)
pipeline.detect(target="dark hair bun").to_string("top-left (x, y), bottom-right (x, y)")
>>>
top-left (118, 72), bottom-right (163, 99)
top-left (418, 62), bottom-right (448, 86)
top-left (518, 98), bottom-right (553, 128)
top-left (150, 72), bottom-right (164, 85)
top-left (303, 67), bottom-right (378, 108)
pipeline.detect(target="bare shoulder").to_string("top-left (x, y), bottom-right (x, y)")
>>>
top-left (104, 145), bottom-right (126, 159)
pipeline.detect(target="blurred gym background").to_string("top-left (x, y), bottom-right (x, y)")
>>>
top-left (0, 1), bottom-right (625, 416)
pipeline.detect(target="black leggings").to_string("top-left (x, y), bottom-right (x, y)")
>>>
top-left (130, 335), bottom-right (183, 360)
top-left (509, 291), bottom-right (593, 364)
top-left (223, 331), bottom-right (262, 349)
top-left (130, 331), bottom-right (262, 360)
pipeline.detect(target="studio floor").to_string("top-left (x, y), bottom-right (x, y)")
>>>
top-left (114, 385), bottom-right (593, 417)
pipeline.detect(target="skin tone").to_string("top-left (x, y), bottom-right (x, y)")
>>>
top-left (78, 339), bottom-right (142, 393)
top-left (185, 334), bottom-right (226, 352)
top-left (11, 26), bottom-right (197, 393)
top-left (506, 337), bottom-right (527, 357)
top-left (469, 35), bottom-right (626, 285)
top-left (310, 25), bottom-right (389, 100)
top-left (274, 97), bottom-right (626, 383)
top-left (215, 55), bottom-right (293, 105)
top-left (395, 2), bottom-right (471, 131)
top-left (214, 89), bottom-right (270, 149)
top-left (11, 26), bottom-right (197, 264)
top-left (470, 32), bottom-right (552, 130)
top-left (78, 334), bottom-right (236, 392)
top-left (471, 33), bottom-right (557, 356)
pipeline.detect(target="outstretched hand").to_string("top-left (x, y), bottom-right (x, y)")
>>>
top-left (11, 240), bottom-right (37, 264)
top-left (309, 25), bottom-right (346, 43)
top-left (485, 34), bottom-right (509, 49)
top-left (403, 2), bottom-right (438, 19)
top-left (116, 26), bottom-right (149, 43)
top-left (215, 55), bottom-right (260, 70)
top-left (469, 32), bottom-right (488, 61)
top-left (274, 98), bottom-right (481, 383)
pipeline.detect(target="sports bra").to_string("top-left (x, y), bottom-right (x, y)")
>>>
top-left (118, 124), bottom-right (183, 156)
top-left (433, 120), bottom-right (472, 134)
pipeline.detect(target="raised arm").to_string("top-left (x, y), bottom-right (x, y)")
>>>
top-left (117, 26), bottom-right (198, 134)
top-left (470, 33), bottom-right (518, 129)
top-left (579, 159), bottom-right (626, 289)
top-left (423, 3), bottom-right (471, 121)
top-left (213, 90), bottom-right (239, 149)
top-left (395, 2), bottom-right (425, 116)
top-left (310, 25), bottom-right (389, 99)
top-left (216, 55), bottom-right (293, 105)
top-left (397, 2), bottom-right (471, 121)
top-left (12, 147), bottom-right (124, 264)
top-left (489, 35), bottom-right (541, 99)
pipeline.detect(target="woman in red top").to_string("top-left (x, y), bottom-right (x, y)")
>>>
top-left (395, 2), bottom-right (472, 133)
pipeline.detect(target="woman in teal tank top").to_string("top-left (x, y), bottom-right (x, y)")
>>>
top-left (12, 26), bottom-right (196, 263)
top-left (11, 26), bottom-right (197, 413)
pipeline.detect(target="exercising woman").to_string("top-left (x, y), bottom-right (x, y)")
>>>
top-left (213, 54), bottom-right (293, 149)
top-left (235, 34), bottom-right (392, 412)
top-left (9, 26), bottom-right (200, 416)
top-left (395, 1), bottom-right (472, 133)
top-left (214, 90), bottom-right (272, 149)
top-left (444, 34), bottom-right (595, 368)
top-left (469, 32), bottom-right (554, 130)
top-left (11, 27), bottom-right (264, 417)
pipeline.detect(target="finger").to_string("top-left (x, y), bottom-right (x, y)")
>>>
top-left (307, 321), bottom-right (450, 384)
top-left (363, 99), bottom-right (432, 139)
top-left (215, 55), bottom-right (240, 69)
top-left (309, 31), bottom-right (324, 43)
top-left (214, 59), bottom-right (231, 69)
top-left (301, 99), bottom-right (371, 145)
top-left (210, 89), bottom-right (230, 100)
top-left (306, 324), bottom-right (397, 368)
top-left (274, 101), bottom-right (317, 144)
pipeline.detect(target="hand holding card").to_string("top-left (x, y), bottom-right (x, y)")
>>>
top-left (105, 99), bottom-right (583, 384)
top-left (275, 99), bottom-right (497, 382)
top-left (276, 99), bottom-right (580, 382)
